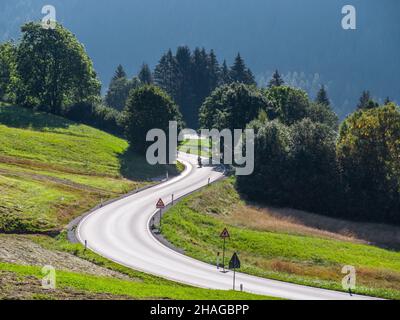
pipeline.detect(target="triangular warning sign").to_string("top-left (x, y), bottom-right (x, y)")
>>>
top-left (220, 227), bottom-right (230, 239)
top-left (156, 198), bottom-right (165, 209)
top-left (229, 252), bottom-right (241, 269)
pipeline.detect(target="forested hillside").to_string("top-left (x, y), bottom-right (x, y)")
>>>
top-left (0, 0), bottom-right (399, 117)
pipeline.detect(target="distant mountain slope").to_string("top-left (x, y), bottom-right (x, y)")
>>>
top-left (1, 0), bottom-right (399, 117)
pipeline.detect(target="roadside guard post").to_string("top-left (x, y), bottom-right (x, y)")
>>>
top-left (219, 228), bottom-right (230, 272)
top-left (229, 252), bottom-right (241, 290)
top-left (156, 198), bottom-right (165, 230)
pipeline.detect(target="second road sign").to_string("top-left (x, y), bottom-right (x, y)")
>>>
top-left (220, 228), bottom-right (230, 239)
top-left (229, 252), bottom-right (241, 269)
top-left (156, 198), bottom-right (165, 209)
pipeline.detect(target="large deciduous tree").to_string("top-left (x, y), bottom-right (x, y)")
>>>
top-left (237, 117), bottom-right (339, 216)
top-left (15, 23), bottom-right (100, 114)
top-left (337, 103), bottom-right (400, 223)
top-left (236, 119), bottom-right (291, 205)
top-left (199, 82), bottom-right (272, 131)
top-left (0, 41), bottom-right (16, 102)
top-left (122, 85), bottom-right (183, 153)
top-left (287, 119), bottom-right (339, 214)
top-left (264, 86), bottom-right (310, 125)
top-left (306, 102), bottom-right (339, 130)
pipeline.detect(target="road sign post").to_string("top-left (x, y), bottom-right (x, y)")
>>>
top-left (219, 228), bottom-right (230, 272)
top-left (156, 198), bottom-right (165, 231)
top-left (229, 252), bottom-right (241, 290)
top-left (348, 276), bottom-right (352, 296)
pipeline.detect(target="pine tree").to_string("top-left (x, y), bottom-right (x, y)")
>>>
top-left (113, 64), bottom-right (127, 81)
top-left (229, 53), bottom-right (256, 85)
top-left (315, 85), bottom-right (330, 106)
top-left (191, 48), bottom-right (209, 103)
top-left (175, 46), bottom-right (195, 127)
top-left (357, 90), bottom-right (379, 110)
top-left (154, 49), bottom-right (179, 98)
top-left (207, 49), bottom-right (220, 92)
top-left (268, 70), bottom-right (284, 88)
top-left (105, 65), bottom-right (135, 110)
top-left (219, 60), bottom-right (231, 85)
top-left (384, 97), bottom-right (392, 105)
top-left (357, 90), bottom-right (370, 109)
top-left (138, 63), bottom-right (153, 84)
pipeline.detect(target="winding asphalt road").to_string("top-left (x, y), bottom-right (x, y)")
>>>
top-left (77, 153), bottom-right (377, 300)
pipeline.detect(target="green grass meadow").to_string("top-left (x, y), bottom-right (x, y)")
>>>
top-left (161, 178), bottom-right (400, 299)
top-left (0, 105), bottom-right (177, 233)
top-left (0, 232), bottom-right (275, 300)
top-left (0, 261), bottom-right (273, 300)
top-left (0, 105), bottom-right (274, 300)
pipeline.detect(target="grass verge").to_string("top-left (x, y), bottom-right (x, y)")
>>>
top-left (0, 233), bottom-right (275, 300)
top-left (161, 178), bottom-right (400, 300)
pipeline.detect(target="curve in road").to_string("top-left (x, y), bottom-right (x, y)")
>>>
top-left (77, 153), bottom-right (377, 300)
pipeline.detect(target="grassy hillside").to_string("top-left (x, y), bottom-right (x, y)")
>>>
top-left (0, 105), bottom-right (177, 233)
top-left (0, 262), bottom-right (270, 300)
top-left (162, 178), bottom-right (400, 299)
top-left (0, 107), bottom-right (274, 300)
top-left (0, 234), bottom-right (271, 300)
top-left (179, 138), bottom-right (211, 157)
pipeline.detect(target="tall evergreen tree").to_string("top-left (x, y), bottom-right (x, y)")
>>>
top-left (315, 85), bottom-right (330, 106)
top-left (229, 53), bottom-right (256, 85)
top-left (154, 49), bottom-right (179, 99)
top-left (357, 90), bottom-right (379, 110)
top-left (191, 47), bottom-right (210, 126)
top-left (138, 63), bottom-right (153, 84)
top-left (105, 65), bottom-right (139, 111)
top-left (153, 47), bottom-right (255, 128)
top-left (219, 60), bottom-right (231, 85)
top-left (175, 46), bottom-right (195, 127)
top-left (113, 64), bottom-right (127, 80)
top-left (268, 70), bottom-right (284, 88)
top-left (207, 49), bottom-right (220, 92)
top-left (384, 97), bottom-right (392, 105)
top-left (105, 76), bottom-right (140, 111)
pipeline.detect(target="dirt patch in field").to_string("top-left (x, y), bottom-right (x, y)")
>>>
top-left (0, 234), bottom-right (129, 280)
top-left (0, 155), bottom-right (111, 178)
top-left (0, 167), bottom-right (110, 195)
top-left (262, 206), bottom-right (400, 250)
top-left (0, 270), bottom-right (133, 300)
top-left (221, 204), bottom-right (365, 244)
